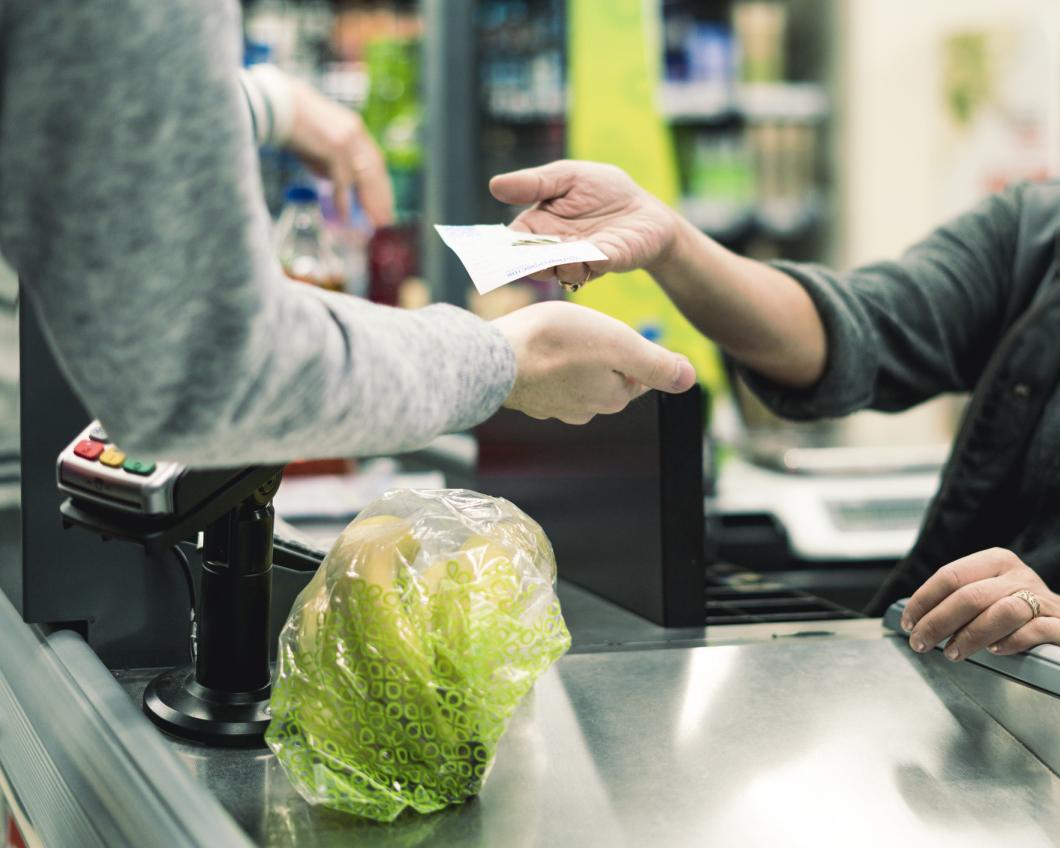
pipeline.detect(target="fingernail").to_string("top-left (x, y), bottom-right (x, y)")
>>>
top-left (944, 644), bottom-right (959, 661)
top-left (671, 358), bottom-right (695, 391)
top-left (900, 616), bottom-right (913, 632)
top-left (988, 644), bottom-right (1000, 653)
top-left (910, 637), bottom-right (926, 653)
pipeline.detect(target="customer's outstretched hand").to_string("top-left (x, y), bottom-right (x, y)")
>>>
top-left (489, 160), bottom-right (679, 288)
top-left (493, 301), bottom-right (696, 425)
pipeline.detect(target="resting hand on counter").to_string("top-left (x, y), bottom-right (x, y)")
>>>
top-left (900, 548), bottom-right (1060, 660)
top-left (493, 300), bottom-right (697, 425)
top-left (490, 160), bottom-right (827, 389)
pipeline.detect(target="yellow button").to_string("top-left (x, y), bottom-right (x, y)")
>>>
top-left (99, 447), bottom-right (127, 468)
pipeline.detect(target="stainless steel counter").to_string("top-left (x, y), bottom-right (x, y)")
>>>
top-left (118, 630), bottom-right (1060, 847)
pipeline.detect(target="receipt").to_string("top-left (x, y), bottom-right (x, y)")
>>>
top-left (434, 224), bottom-right (608, 295)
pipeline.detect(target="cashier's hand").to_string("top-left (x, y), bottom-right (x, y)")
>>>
top-left (493, 301), bottom-right (696, 424)
top-left (901, 548), bottom-right (1060, 660)
top-left (287, 77), bottom-right (395, 227)
top-left (489, 160), bottom-right (679, 288)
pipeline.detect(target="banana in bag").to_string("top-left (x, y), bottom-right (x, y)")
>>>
top-left (266, 489), bottom-right (571, 821)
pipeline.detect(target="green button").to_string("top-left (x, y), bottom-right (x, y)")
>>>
top-left (123, 458), bottom-right (156, 476)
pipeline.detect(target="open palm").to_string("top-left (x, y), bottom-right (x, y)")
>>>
top-left (489, 160), bottom-right (678, 285)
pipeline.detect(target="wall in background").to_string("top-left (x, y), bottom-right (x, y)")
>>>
top-left (837, 0), bottom-right (1060, 268)
top-left (829, 0), bottom-right (1059, 448)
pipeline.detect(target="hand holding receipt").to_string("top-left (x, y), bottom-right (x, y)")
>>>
top-left (434, 224), bottom-right (608, 294)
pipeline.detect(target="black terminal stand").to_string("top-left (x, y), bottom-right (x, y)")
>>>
top-left (59, 464), bottom-right (323, 748)
top-left (143, 476), bottom-right (279, 747)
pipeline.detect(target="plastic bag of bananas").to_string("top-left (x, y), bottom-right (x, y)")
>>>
top-left (266, 488), bottom-right (571, 822)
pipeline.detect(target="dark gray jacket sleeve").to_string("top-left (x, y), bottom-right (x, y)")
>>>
top-left (737, 185), bottom-right (1025, 420)
top-left (0, 0), bottom-right (515, 467)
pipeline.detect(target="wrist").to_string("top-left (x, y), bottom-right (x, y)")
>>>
top-left (490, 315), bottom-right (523, 403)
top-left (646, 210), bottom-right (697, 282)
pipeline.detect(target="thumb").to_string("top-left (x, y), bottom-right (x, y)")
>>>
top-left (626, 340), bottom-right (697, 394)
top-left (489, 160), bottom-right (578, 206)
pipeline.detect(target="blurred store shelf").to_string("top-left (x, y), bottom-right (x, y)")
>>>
top-left (754, 193), bottom-right (823, 238)
top-left (681, 202), bottom-right (756, 242)
top-left (660, 81), bottom-right (829, 123)
top-left (661, 81), bottom-right (732, 122)
top-left (736, 81), bottom-right (830, 121)
top-left (485, 97), bottom-right (567, 122)
top-left (680, 194), bottom-right (822, 242)
top-left (484, 81), bottom-right (829, 125)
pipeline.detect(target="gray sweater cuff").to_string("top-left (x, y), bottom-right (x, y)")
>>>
top-left (238, 65), bottom-right (295, 147)
top-left (297, 286), bottom-right (518, 444)
top-left (734, 260), bottom-right (877, 421)
top-left (418, 302), bottom-right (518, 432)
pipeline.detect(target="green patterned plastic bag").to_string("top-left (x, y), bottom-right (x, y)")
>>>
top-left (266, 489), bottom-right (571, 822)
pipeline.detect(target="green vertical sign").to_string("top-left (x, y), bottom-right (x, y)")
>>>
top-left (567, 0), bottom-right (722, 393)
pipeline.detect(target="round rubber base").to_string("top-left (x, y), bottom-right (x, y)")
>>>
top-left (143, 665), bottom-right (271, 748)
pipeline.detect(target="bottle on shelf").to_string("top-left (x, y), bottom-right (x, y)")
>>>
top-left (681, 131), bottom-right (756, 238)
top-left (275, 185), bottom-right (346, 292)
top-left (732, 1), bottom-right (788, 84)
top-left (274, 184), bottom-right (350, 477)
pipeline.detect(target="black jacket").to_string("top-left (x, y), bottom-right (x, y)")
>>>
top-left (740, 180), bottom-right (1060, 614)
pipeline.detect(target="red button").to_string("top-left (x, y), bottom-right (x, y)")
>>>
top-left (73, 440), bottom-right (104, 461)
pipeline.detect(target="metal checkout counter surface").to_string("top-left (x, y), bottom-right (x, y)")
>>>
top-left (11, 312), bottom-right (1060, 846)
top-left (4, 580), bottom-right (1059, 848)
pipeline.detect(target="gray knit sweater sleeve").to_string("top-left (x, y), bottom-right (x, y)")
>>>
top-left (0, 0), bottom-right (515, 467)
top-left (736, 184), bottom-right (1026, 420)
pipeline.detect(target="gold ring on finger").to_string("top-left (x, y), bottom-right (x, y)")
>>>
top-left (1011, 589), bottom-right (1042, 619)
top-left (560, 265), bottom-right (592, 294)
